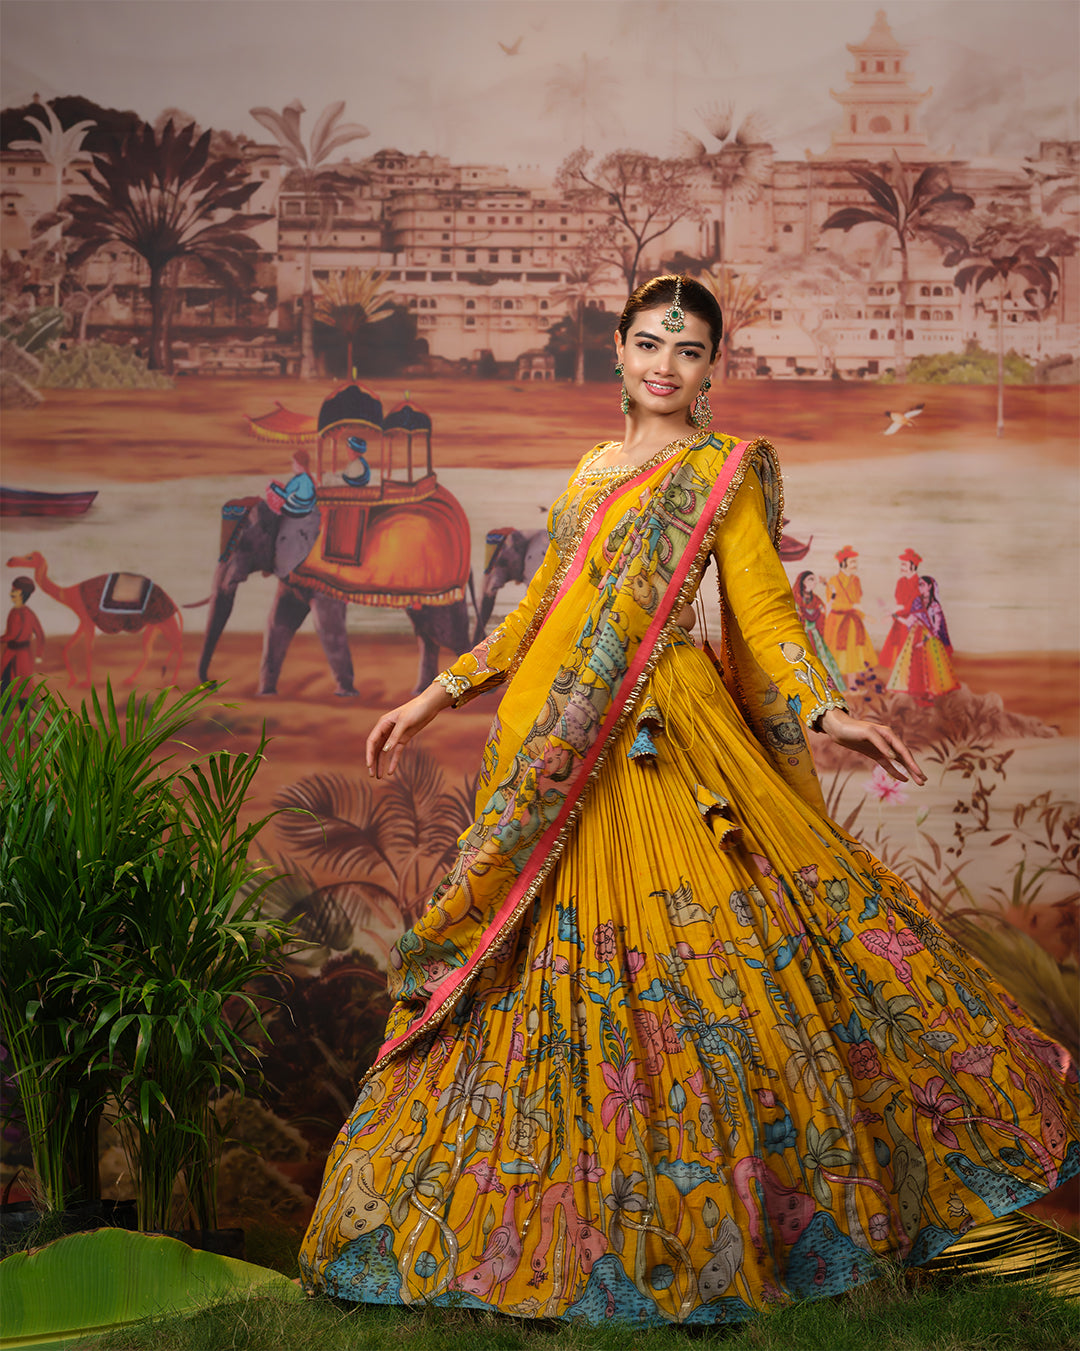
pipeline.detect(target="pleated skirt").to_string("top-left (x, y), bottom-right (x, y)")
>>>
top-left (299, 639), bottom-right (1078, 1326)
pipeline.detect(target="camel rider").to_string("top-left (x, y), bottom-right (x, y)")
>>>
top-left (267, 448), bottom-right (317, 516)
top-left (2, 575), bottom-right (45, 696)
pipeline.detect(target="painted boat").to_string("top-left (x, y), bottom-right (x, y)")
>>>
top-left (0, 486), bottom-right (98, 518)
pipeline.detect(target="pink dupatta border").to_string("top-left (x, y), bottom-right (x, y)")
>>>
top-left (376, 439), bottom-right (751, 1064)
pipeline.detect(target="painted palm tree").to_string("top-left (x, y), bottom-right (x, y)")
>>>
top-left (249, 101), bottom-right (369, 379)
top-left (271, 750), bottom-right (476, 967)
top-left (955, 208), bottom-right (1073, 437)
top-left (64, 119), bottom-right (265, 370)
top-left (698, 265), bottom-right (770, 379)
top-left (314, 267), bottom-right (393, 378)
top-left (675, 104), bottom-right (773, 264)
top-left (9, 103), bottom-right (95, 304)
top-left (822, 159), bottom-right (973, 379)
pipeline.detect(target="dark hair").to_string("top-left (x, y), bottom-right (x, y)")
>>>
top-left (919, 575), bottom-right (938, 603)
top-left (618, 275), bottom-right (724, 360)
top-left (793, 570), bottom-right (815, 602)
top-left (11, 576), bottom-right (35, 601)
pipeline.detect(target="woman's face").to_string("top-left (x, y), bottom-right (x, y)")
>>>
top-left (918, 577), bottom-right (931, 601)
top-left (614, 305), bottom-right (713, 419)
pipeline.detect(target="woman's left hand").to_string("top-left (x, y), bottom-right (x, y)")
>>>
top-left (819, 707), bottom-right (926, 785)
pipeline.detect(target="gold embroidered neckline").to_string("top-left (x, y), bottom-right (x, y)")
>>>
top-left (574, 432), bottom-right (708, 482)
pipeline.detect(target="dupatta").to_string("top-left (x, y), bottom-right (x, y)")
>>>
top-left (371, 432), bottom-right (768, 1076)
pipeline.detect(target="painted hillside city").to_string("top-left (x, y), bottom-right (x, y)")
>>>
top-left (1, 0), bottom-right (1077, 1244)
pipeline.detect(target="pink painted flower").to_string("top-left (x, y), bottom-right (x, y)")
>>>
top-left (755, 1088), bottom-right (780, 1109)
top-left (852, 1109), bottom-right (882, 1126)
top-left (865, 764), bottom-right (908, 804)
top-left (869, 1213), bottom-right (891, 1241)
top-left (848, 1041), bottom-right (882, 1080)
top-left (464, 1160), bottom-right (506, 1195)
top-left (795, 864), bottom-right (820, 889)
top-left (593, 920), bottom-right (617, 965)
top-left (951, 1044), bottom-right (1002, 1079)
top-left (622, 948), bottom-right (646, 982)
top-left (912, 1075), bottom-right (965, 1149)
top-left (599, 1059), bottom-right (652, 1144)
top-left (573, 1149), bottom-right (604, 1184)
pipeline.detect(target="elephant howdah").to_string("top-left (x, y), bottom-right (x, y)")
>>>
top-left (293, 481), bottom-right (470, 607)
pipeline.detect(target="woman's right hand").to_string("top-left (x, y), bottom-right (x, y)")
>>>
top-left (366, 682), bottom-right (453, 779)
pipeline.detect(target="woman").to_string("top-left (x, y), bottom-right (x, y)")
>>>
top-left (886, 575), bottom-right (961, 705)
top-left (792, 569), bottom-right (846, 695)
top-left (300, 276), bottom-right (1077, 1325)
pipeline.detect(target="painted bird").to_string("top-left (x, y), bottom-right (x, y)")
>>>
top-left (498, 37), bottom-right (523, 55)
top-left (883, 405), bottom-right (925, 435)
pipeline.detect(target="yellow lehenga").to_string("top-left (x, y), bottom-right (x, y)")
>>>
top-left (299, 434), bottom-right (1078, 1326)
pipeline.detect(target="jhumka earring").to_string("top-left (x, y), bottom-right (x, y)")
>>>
top-left (615, 361), bottom-right (630, 414)
top-left (661, 276), bottom-right (685, 334)
top-left (690, 376), bottom-right (713, 429)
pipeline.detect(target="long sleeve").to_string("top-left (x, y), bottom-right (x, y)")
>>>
top-left (714, 467), bottom-right (847, 731)
top-left (435, 535), bottom-right (562, 706)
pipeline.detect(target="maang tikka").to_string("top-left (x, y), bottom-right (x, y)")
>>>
top-left (661, 276), bottom-right (686, 334)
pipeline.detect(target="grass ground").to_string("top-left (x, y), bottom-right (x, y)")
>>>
top-left (73, 1269), bottom-right (1080, 1351)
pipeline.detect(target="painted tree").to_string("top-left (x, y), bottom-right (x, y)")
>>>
top-left (697, 266), bottom-right (770, 379)
top-left (64, 119), bottom-right (265, 370)
top-left (550, 235), bottom-right (616, 384)
top-left (9, 103), bottom-right (95, 304)
top-left (822, 159), bottom-right (973, 379)
top-left (756, 250), bottom-right (867, 378)
top-left (955, 206), bottom-right (1075, 437)
top-left (675, 104), bottom-right (773, 264)
top-left (249, 101), bottom-right (369, 379)
top-left (314, 267), bottom-right (394, 378)
top-left (555, 148), bottom-right (705, 296)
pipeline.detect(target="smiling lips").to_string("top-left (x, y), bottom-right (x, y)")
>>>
top-left (642, 380), bottom-right (679, 397)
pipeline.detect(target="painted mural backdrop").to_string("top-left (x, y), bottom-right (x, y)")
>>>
top-left (2, 0), bottom-right (1077, 1236)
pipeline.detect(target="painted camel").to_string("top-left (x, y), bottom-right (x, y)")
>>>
top-left (7, 551), bottom-right (183, 688)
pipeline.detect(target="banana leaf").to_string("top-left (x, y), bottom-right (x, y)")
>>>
top-left (924, 1211), bottom-right (1080, 1297)
top-left (0, 1228), bottom-right (302, 1350)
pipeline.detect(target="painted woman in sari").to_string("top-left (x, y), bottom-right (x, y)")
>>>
top-left (886, 575), bottom-right (961, 705)
top-left (792, 570), bottom-right (846, 695)
top-left (299, 277), bottom-right (1078, 1327)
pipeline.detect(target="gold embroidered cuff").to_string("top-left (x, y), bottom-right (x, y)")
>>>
top-left (806, 694), bottom-right (849, 731)
top-left (434, 671), bottom-right (472, 706)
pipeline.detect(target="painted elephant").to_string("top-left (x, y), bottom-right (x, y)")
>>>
top-left (196, 491), bottom-right (472, 696)
top-left (474, 527), bottom-right (548, 644)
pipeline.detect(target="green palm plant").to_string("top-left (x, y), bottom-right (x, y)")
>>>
top-left (63, 119), bottom-right (265, 370)
top-left (9, 103), bottom-right (95, 306)
top-left (249, 101), bottom-right (369, 378)
top-left (313, 267), bottom-right (393, 378)
top-left (0, 681), bottom-right (291, 1230)
top-left (822, 158), bottom-right (973, 379)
